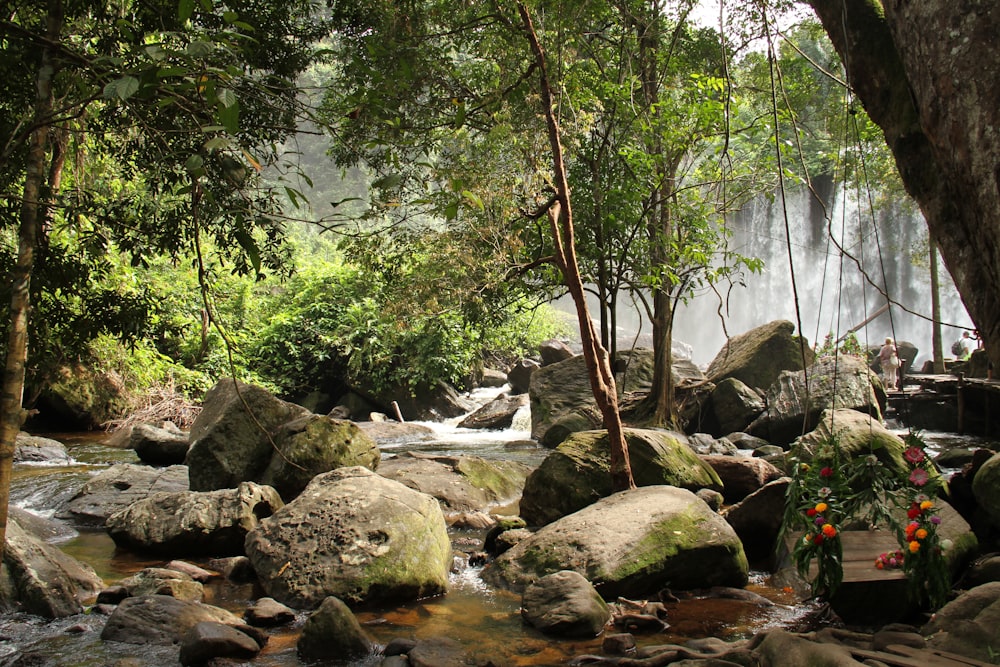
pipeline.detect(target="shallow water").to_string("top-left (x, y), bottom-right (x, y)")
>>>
top-left (10, 398), bottom-right (987, 666)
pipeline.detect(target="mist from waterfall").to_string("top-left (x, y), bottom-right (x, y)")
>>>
top-left (570, 185), bottom-right (973, 369)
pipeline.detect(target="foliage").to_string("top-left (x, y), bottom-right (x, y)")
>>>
top-left (815, 331), bottom-right (865, 357)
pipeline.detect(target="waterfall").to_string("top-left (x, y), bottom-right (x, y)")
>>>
top-left (672, 185), bottom-right (972, 366)
top-left (565, 185), bottom-right (973, 368)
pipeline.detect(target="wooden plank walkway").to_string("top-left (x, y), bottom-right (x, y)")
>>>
top-left (787, 530), bottom-right (906, 583)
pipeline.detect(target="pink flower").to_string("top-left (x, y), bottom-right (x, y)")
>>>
top-left (904, 446), bottom-right (925, 464)
top-left (909, 468), bottom-right (930, 486)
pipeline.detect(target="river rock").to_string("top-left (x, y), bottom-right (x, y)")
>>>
top-left (706, 320), bottom-right (814, 393)
top-left (244, 597), bottom-right (296, 627)
top-left (129, 423), bottom-right (190, 466)
top-left (755, 628), bottom-right (865, 666)
top-left (923, 582), bottom-right (1000, 663)
top-left (457, 392), bottom-right (529, 430)
top-left (178, 621), bottom-right (263, 666)
top-left (789, 408), bottom-right (909, 480)
top-left (540, 338), bottom-right (575, 365)
top-left (117, 567), bottom-right (204, 602)
top-left (521, 570), bottom-right (612, 638)
top-left (748, 355), bottom-right (884, 446)
top-left (258, 413), bottom-right (381, 500)
top-left (724, 477), bottom-right (791, 564)
top-left (700, 455), bottom-right (784, 503)
top-left (704, 377), bottom-right (766, 436)
top-left (297, 596), bottom-right (374, 661)
top-left (972, 451), bottom-right (1000, 530)
top-left (355, 419), bottom-right (436, 446)
top-left (483, 485), bottom-right (748, 597)
top-left (0, 517), bottom-right (104, 618)
top-left (106, 481), bottom-right (284, 557)
top-left (100, 595), bottom-right (244, 645)
top-left (519, 428), bottom-right (723, 526)
top-left (377, 452), bottom-right (531, 514)
top-left (185, 378), bottom-right (311, 492)
top-left (244, 466), bottom-right (451, 609)
top-left (58, 463), bottom-right (189, 526)
top-left (507, 358), bottom-right (540, 395)
top-left (13, 432), bottom-right (71, 464)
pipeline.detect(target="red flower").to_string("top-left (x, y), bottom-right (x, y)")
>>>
top-left (820, 466), bottom-right (834, 478)
top-left (813, 534), bottom-right (824, 545)
top-left (907, 503), bottom-right (921, 519)
top-left (806, 508), bottom-right (817, 517)
top-left (909, 468), bottom-right (930, 487)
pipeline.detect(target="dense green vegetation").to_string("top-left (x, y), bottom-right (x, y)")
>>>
top-left (1, 0), bottom-right (907, 430)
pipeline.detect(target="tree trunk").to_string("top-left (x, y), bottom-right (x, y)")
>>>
top-left (808, 0), bottom-right (1000, 371)
top-left (0, 0), bottom-right (62, 562)
top-left (929, 240), bottom-right (944, 373)
top-left (519, 3), bottom-right (635, 492)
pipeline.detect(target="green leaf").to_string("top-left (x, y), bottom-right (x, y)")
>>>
top-left (216, 87), bottom-right (237, 108)
top-left (235, 228), bottom-right (261, 276)
top-left (186, 40), bottom-right (214, 57)
top-left (217, 99), bottom-right (240, 135)
top-left (178, 0), bottom-right (195, 21)
top-left (184, 154), bottom-right (204, 174)
top-left (103, 76), bottom-right (140, 101)
top-left (203, 137), bottom-right (229, 151)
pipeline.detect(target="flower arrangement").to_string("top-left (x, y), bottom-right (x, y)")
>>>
top-left (785, 431), bottom-right (953, 610)
top-left (893, 434), bottom-right (951, 609)
top-left (787, 460), bottom-right (847, 598)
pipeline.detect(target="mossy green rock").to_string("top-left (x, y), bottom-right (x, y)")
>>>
top-left (706, 320), bottom-right (814, 393)
top-left (789, 408), bottom-right (909, 481)
top-left (972, 452), bottom-right (1000, 528)
top-left (244, 467), bottom-right (451, 609)
top-left (519, 428), bottom-right (723, 526)
top-left (483, 485), bottom-right (748, 598)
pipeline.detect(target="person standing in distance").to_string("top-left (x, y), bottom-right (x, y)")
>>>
top-left (878, 337), bottom-right (901, 390)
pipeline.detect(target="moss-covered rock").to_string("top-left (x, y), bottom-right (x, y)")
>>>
top-left (244, 467), bottom-right (451, 610)
top-left (706, 321), bottom-right (814, 393)
top-left (519, 428), bottom-right (722, 526)
top-left (483, 485), bottom-right (748, 598)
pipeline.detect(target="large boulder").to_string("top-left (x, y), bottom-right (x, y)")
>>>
top-left (106, 482), bottom-right (284, 557)
top-left (100, 595), bottom-right (244, 646)
top-left (699, 455), bottom-right (785, 503)
top-left (923, 582), bottom-right (1000, 663)
top-left (748, 355), bottom-right (884, 446)
top-left (519, 428), bottom-right (723, 526)
top-left (0, 517), bottom-right (104, 618)
top-left (186, 380), bottom-right (379, 498)
top-left (724, 477), bottom-right (791, 565)
top-left (507, 359), bottom-right (540, 395)
top-left (186, 379), bottom-right (310, 492)
top-left (705, 320), bottom-right (814, 393)
top-left (483, 485), bottom-right (748, 598)
top-left (59, 463), bottom-right (189, 526)
top-left (377, 452), bottom-right (532, 514)
top-left (130, 423), bottom-right (190, 466)
top-left (259, 414), bottom-right (380, 500)
top-left (972, 451), bottom-right (1000, 530)
top-left (244, 467), bottom-right (452, 609)
top-left (703, 378), bottom-right (766, 436)
top-left (13, 432), bottom-right (71, 464)
top-left (530, 349), bottom-right (702, 447)
top-left (789, 408), bottom-right (909, 480)
top-left (457, 393), bottom-right (529, 430)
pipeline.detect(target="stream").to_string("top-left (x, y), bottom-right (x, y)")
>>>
top-left (3, 390), bottom-right (982, 666)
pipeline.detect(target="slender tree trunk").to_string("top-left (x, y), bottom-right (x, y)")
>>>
top-left (518, 3), bottom-right (634, 491)
top-left (929, 240), bottom-right (944, 373)
top-left (0, 0), bottom-right (62, 562)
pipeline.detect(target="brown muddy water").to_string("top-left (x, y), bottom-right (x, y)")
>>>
top-left (4, 424), bottom-right (821, 667)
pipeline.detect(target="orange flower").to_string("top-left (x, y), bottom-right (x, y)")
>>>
top-left (875, 559), bottom-right (884, 569)
top-left (909, 540), bottom-right (921, 553)
top-left (815, 502), bottom-right (828, 513)
top-left (822, 524), bottom-right (837, 538)
top-left (916, 528), bottom-right (928, 540)
top-left (920, 500), bottom-right (934, 511)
